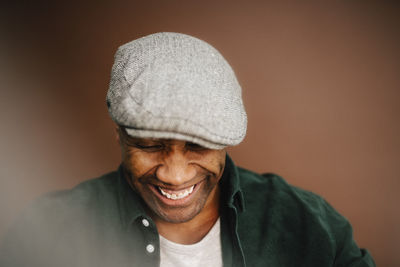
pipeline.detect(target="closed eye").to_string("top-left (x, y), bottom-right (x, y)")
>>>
top-left (134, 143), bottom-right (164, 152)
top-left (185, 142), bottom-right (206, 151)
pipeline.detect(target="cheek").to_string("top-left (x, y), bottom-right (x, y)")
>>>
top-left (123, 150), bottom-right (159, 177)
top-left (196, 150), bottom-right (226, 175)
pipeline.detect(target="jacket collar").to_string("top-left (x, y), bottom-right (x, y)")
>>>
top-left (220, 154), bottom-right (245, 213)
top-left (116, 165), bottom-right (148, 227)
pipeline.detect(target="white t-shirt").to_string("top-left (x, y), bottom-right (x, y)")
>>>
top-left (159, 218), bottom-right (223, 267)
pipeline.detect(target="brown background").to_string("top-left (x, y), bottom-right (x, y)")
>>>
top-left (1, 1), bottom-right (399, 266)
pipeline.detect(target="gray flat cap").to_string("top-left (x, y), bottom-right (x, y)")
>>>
top-left (106, 32), bottom-right (247, 149)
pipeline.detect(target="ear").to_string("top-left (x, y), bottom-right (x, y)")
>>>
top-left (115, 125), bottom-right (121, 144)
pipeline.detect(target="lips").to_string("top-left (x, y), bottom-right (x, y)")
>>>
top-left (148, 180), bottom-right (204, 206)
top-left (159, 185), bottom-right (194, 200)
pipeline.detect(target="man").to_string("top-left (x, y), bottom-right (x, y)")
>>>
top-left (0, 32), bottom-right (375, 266)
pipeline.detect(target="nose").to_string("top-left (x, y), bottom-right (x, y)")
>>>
top-left (156, 147), bottom-right (196, 186)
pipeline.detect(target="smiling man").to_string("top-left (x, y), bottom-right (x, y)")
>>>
top-left (117, 128), bottom-right (225, 245)
top-left (0, 33), bottom-right (375, 267)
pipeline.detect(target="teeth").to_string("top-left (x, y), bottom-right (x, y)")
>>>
top-left (159, 185), bottom-right (195, 200)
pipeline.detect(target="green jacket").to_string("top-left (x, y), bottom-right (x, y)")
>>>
top-left (0, 155), bottom-right (375, 266)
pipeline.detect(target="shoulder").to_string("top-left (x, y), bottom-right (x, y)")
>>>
top-left (42, 170), bottom-right (118, 203)
top-left (4, 169), bottom-right (122, 241)
top-left (0, 170), bottom-right (122, 266)
top-left (236, 167), bottom-right (347, 243)
top-left (237, 167), bottom-right (326, 212)
top-left (28, 170), bottom-right (120, 216)
top-left (235, 167), bottom-right (376, 266)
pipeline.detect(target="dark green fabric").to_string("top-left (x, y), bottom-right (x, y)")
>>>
top-left (0, 155), bottom-right (375, 266)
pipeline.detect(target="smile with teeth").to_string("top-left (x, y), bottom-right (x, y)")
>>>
top-left (159, 185), bottom-right (195, 200)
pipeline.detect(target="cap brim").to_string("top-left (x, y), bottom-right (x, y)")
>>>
top-left (125, 128), bottom-right (226, 150)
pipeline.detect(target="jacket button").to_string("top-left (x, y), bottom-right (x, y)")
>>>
top-left (146, 244), bottom-right (155, 253)
top-left (142, 218), bottom-right (150, 227)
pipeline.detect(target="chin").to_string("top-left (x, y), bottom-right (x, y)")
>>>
top-left (154, 206), bottom-right (202, 223)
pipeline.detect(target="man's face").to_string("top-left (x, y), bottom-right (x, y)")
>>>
top-left (118, 128), bottom-right (226, 223)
